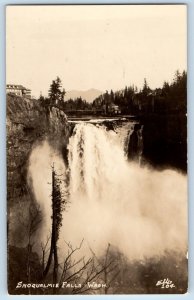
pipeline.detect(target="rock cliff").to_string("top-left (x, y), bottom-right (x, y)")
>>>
top-left (7, 94), bottom-right (70, 245)
top-left (139, 114), bottom-right (187, 171)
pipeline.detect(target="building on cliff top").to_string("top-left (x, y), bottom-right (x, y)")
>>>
top-left (6, 84), bottom-right (31, 98)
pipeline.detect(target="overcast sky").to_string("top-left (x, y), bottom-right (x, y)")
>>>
top-left (6, 5), bottom-right (187, 98)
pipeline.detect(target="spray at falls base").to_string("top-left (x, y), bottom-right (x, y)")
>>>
top-left (28, 120), bottom-right (187, 294)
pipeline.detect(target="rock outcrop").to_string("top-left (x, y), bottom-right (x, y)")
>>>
top-left (7, 94), bottom-right (69, 206)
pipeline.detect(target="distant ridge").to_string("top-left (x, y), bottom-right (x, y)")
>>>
top-left (65, 88), bottom-right (103, 103)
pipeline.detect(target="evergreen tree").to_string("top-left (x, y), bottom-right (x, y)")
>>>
top-left (142, 78), bottom-right (151, 95)
top-left (48, 77), bottom-right (66, 106)
top-left (173, 70), bottom-right (181, 85)
top-left (43, 166), bottom-right (68, 289)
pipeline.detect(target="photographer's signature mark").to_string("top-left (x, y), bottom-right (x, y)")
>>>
top-left (156, 278), bottom-right (175, 289)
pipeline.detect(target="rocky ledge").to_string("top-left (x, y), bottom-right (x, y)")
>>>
top-left (7, 94), bottom-right (69, 208)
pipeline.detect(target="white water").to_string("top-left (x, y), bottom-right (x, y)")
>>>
top-left (28, 122), bottom-right (187, 260)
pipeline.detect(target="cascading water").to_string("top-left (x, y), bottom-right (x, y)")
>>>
top-left (28, 121), bottom-right (187, 261)
top-left (114, 121), bottom-right (136, 157)
top-left (137, 125), bottom-right (144, 164)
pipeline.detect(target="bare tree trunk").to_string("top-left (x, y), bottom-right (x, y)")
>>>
top-left (43, 168), bottom-right (55, 278)
top-left (43, 166), bottom-right (59, 286)
top-left (52, 206), bottom-right (58, 293)
top-left (53, 222), bottom-right (58, 294)
top-left (43, 231), bottom-right (54, 278)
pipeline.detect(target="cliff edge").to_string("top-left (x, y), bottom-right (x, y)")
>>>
top-left (7, 94), bottom-right (69, 207)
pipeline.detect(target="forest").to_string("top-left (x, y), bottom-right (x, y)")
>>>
top-left (38, 70), bottom-right (187, 117)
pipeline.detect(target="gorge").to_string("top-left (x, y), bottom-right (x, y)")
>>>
top-left (7, 94), bottom-right (187, 294)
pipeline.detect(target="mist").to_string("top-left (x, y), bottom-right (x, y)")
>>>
top-left (28, 123), bottom-right (187, 261)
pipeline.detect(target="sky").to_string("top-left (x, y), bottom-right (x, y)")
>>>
top-left (6, 5), bottom-right (187, 98)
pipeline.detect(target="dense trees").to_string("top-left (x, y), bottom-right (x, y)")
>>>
top-left (38, 70), bottom-right (186, 116)
top-left (62, 97), bottom-right (92, 111)
top-left (92, 70), bottom-right (186, 115)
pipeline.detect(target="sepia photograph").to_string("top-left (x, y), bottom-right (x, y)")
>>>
top-left (6, 4), bottom-right (187, 295)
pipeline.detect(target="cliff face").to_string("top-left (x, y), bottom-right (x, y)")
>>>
top-left (127, 113), bottom-right (187, 171)
top-left (141, 114), bottom-right (187, 171)
top-left (7, 94), bottom-right (70, 245)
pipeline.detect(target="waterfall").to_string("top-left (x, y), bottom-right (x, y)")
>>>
top-left (28, 121), bottom-right (187, 261)
top-left (114, 121), bottom-right (136, 157)
top-left (127, 123), bottom-right (144, 164)
top-left (68, 122), bottom-right (132, 200)
top-left (137, 125), bottom-right (144, 165)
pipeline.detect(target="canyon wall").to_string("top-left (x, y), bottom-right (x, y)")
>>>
top-left (7, 94), bottom-right (70, 246)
